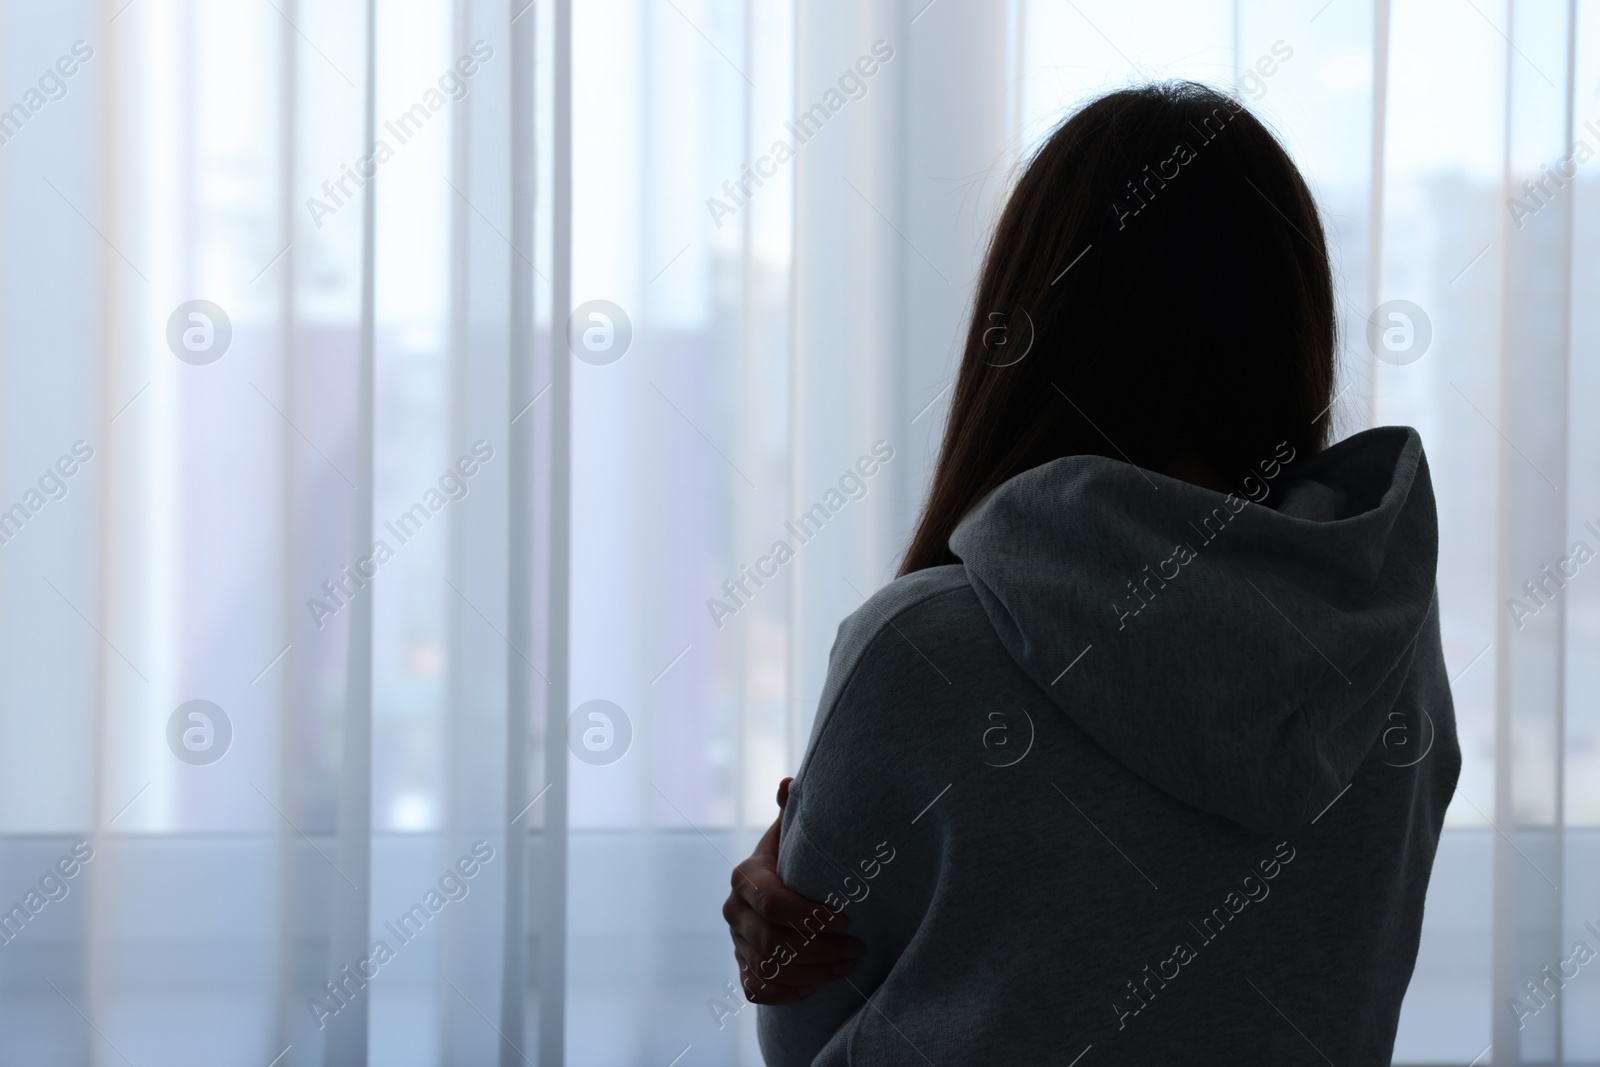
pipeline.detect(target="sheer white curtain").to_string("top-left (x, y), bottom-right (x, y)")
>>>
top-left (2, 0), bottom-right (543, 1063)
top-left (0, 0), bottom-right (1594, 1064)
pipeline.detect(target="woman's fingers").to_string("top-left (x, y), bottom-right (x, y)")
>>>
top-left (733, 937), bottom-right (857, 1006)
top-left (732, 931), bottom-right (856, 987)
top-left (726, 899), bottom-right (862, 967)
top-left (746, 808), bottom-right (784, 863)
top-left (725, 873), bottom-right (860, 962)
top-left (730, 842), bottom-right (851, 931)
top-left (724, 777), bottom-right (865, 1005)
top-left (734, 934), bottom-right (813, 1004)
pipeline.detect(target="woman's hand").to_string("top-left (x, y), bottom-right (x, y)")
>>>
top-left (724, 777), bottom-right (865, 1004)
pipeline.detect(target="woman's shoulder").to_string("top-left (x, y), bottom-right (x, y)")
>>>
top-left (841, 563), bottom-right (973, 638)
top-left (821, 563), bottom-right (980, 695)
top-left (796, 563), bottom-right (1011, 777)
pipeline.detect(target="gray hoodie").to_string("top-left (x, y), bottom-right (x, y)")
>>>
top-left (758, 426), bottom-right (1459, 1065)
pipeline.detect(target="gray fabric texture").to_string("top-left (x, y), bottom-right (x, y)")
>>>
top-left (757, 425), bottom-right (1459, 1066)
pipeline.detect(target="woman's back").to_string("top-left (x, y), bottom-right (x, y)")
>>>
top-left (758, 426), bottom-right (1458, 1065)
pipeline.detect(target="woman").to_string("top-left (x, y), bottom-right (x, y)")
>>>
top-left (723, 82), bottom-right (1458, 1064)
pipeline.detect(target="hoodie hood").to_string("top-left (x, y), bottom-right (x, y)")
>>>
top-left (949, 426), bottom-right (1439, 837)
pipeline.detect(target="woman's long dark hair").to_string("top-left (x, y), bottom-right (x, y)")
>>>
top-left (900, 82), bottom-right (1335, 576)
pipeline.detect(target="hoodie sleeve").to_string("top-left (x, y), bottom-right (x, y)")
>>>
top-left (754, 802), bottom-right (911, 1066)
top-left (756, 569), bottom-right (970, 1065)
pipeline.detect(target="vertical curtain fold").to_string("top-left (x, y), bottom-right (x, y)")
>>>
top-left (500, 0), bottom-right (540, 1061)
top-left (323, 0), bottom-right (379, 1061)
top-left (537, 2), bottom-right (572, 1062)
top-left (1492, 1), bottom-right (1579, 1062)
